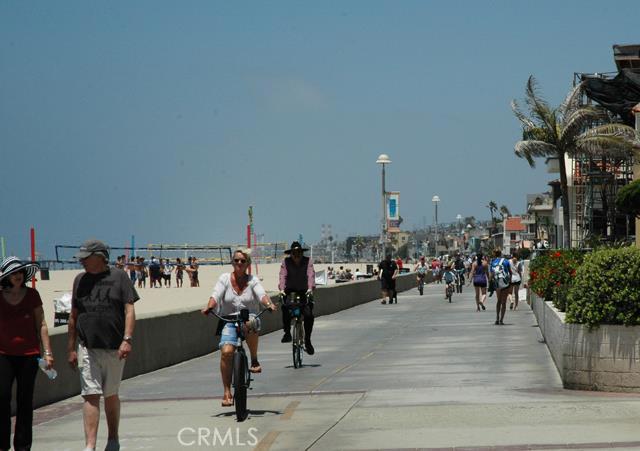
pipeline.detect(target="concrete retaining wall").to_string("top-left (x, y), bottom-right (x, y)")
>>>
top-left (530, 292), bottom-right (640, 392)
top-left (30, 273), bottom-right (420, 409)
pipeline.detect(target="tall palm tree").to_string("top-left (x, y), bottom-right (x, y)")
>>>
top-left (486, 201), bottom-right (498, 233)
top-left (499, 205), bottom-right (511, 220)
top-left (512, 76), bottom-right (637, 248)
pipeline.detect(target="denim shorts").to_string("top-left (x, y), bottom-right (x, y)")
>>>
top-left (219, 314), bottom-right (261, 347)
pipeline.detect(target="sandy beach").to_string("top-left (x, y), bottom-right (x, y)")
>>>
top-left (35, 262), bottom-right (379, 329)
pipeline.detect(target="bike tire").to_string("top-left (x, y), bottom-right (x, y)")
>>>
top-left (292, 318), bottom-right (299, 368)
top-left (233, 352), bottom-right (248, 421)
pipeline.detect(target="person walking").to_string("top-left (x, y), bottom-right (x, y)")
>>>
top-left (67, 240), bottom-right (139, 451)
top-left (490, 249), bottom-right (512, 325)
top-left (0, 257), bottom-right (54, 451)
top-left (278, 241), bottom-right (317, 354)
top-left (202, 248), bottom-right (276, 407)
top-left (378, 254), bottom-right (399, 304)
top-left (469, 253), bottom-right (488, 311)
top-left (508, 253), bottom-right (524, 310)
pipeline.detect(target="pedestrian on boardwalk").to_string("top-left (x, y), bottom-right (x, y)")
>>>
top-left (202, 249), bottom-right (276, 407)
top-left (0, 257), bottom-right (53, 451)
top-left (378, 253), bottom-right (398, 304)
top-left (278, 241), bottom-right (316, 354)
top-left (469, 253), bottom-right (488, 311)
top-left (508, 253), bottom-right (523, 310)
top-left (490, 249), bottom-right (512, 325)
top-left (67, 240), bottom-right (139, 451)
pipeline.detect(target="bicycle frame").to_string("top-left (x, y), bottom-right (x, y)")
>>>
top-left (207, 308), bottom-right (268, 421)
top-left (281, 292), bottom-right (311, 369)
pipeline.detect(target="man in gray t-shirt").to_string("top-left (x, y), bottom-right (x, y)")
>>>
top-left (67, 239), bottom-right (139, 451)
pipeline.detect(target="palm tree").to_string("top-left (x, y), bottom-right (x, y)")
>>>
top-left (512, 76), bottom-right (637, 248)
top-left (499, 205), bottom-right (511, 220)
top-left (486, 201), bottom-right (498, 233)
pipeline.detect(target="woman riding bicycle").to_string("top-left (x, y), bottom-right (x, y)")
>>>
top-left (201, 248), bottom-right (276, 407)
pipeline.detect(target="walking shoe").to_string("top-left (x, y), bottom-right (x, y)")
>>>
top-left (509, 303), bottom-right (514, 310)
top-left (381, 300), bottom-right (386, 304)
top-left (481, 304), bottom-right (486, 310)
top-left (494, 320), bottom-right (500, 325)
top-left (305, 341), bottom-right (315, 355)
top-left (281, 332), bottom-right (292, 343)
top-left (499, 320), bottom-right (504, 325)
top-left (105, 439), bottom-right (120, 451)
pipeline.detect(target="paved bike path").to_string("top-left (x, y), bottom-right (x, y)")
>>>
top-left (31, 283), bottom-right (640, 450)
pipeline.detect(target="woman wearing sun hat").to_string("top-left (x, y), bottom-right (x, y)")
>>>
top-left (0, 257), bottom-right (54, 451)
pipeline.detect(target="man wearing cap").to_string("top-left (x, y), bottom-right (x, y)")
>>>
top-left (67, 240), bottom-right (139, 451)
top-left (278, 241), bottom-right (316, 354)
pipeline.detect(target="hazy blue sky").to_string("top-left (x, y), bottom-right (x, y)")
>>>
top-left (1, 1), bottom-right (639, 259)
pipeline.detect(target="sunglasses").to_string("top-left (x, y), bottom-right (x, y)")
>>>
top-left (233, 258), bottom-right (247, 264)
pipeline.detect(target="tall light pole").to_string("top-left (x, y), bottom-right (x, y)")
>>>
top-left (376, 154), bottom-right (391, 256)
top-left (432, 195), bottom-right (440, 255)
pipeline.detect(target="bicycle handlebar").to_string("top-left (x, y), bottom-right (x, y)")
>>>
top-left (206, 308), bottom-right (270, 323)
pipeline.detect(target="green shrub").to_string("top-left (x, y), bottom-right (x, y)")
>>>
top-left (566, 247), bottom-right (640, 329)
top-left (528, 250), bottom-right (584, 311)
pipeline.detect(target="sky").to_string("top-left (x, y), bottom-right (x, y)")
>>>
top-left (1, 0), bottom-right (639, 259)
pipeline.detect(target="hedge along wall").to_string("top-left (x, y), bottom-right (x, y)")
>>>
top-left (28, 273), bottom-right (422, 410)
top-left (530, 291), bottom-right (640, 392)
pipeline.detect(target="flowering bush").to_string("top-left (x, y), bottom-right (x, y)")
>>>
top-left (566, 247), bottom-right (640, 329)
top-left (528, 250), bottom-right (584, 311)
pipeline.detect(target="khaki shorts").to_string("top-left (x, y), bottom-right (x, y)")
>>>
top-left (78, 343), bottom-right (125, 397)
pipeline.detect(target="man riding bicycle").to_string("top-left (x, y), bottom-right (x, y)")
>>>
top-left (453, 253), bottom-right (466, 292)
top-left (278, 241), bottom-right (316, 355)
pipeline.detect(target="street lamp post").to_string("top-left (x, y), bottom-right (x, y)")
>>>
top-left (432, 195), bottom-right (440, 255)
top-left (376, 154), bottom-right (392, 256)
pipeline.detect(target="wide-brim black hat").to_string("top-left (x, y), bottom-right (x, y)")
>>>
top-left (284, 241), bottom-right (309, 254)
top-left (0, 256), bottom-right (40, 283)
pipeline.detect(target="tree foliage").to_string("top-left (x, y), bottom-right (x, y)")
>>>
top-left (615, 179), bottom-right (640, 218)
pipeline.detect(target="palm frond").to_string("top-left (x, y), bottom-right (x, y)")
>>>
top-left (558, 82), bottom-right (583, 117)
top-left (514, 140), bottom-right (557, 167)
top-left (510, 99), bottom-right (536, 129)
top-left (559, 106), bottom-right (609, 146)
top-left (580, 123), bottom-right (637, 141)
top-left (574, 135), bottom-right (635, 158)
top-left (524, 76), bottom-right (555, 131)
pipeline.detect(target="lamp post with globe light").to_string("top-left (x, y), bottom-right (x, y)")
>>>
top-left (376, 154), bottom-right (391, 256)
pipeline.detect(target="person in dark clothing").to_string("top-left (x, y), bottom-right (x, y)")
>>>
top-left (278, 241), bottom-right (316, 355)
top-left (378, 254), bottom-right (399, 304)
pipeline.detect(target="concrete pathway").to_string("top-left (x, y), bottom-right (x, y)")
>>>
top-left (31, 283), bottom-right (640, 450)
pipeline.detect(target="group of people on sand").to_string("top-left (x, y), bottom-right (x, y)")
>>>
top-left (114, 255), bottom-right (199, 289)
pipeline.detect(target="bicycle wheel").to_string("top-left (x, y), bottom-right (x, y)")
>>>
top-left (291, 317), bottom-right (302, 368)
top-left (233, 351), bottom-right (248, 421)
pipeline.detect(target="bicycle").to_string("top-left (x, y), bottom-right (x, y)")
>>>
top-left (446, 281), bottom-right (454, 302)
top-left (207, 307), bottom-right (269, 421)
top-left (417, 275), bottom-right (425, 295)
top-left (281, 292), bottom-right (311, 369)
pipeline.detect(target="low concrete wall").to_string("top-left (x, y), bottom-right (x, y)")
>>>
top-left (30, 273), bottom-right (419, 409)
top-left (530, 292), bottom-right (640, 392)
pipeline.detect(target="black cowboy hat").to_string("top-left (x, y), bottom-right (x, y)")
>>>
top-left (284, 241), bottom-right (309, 254)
